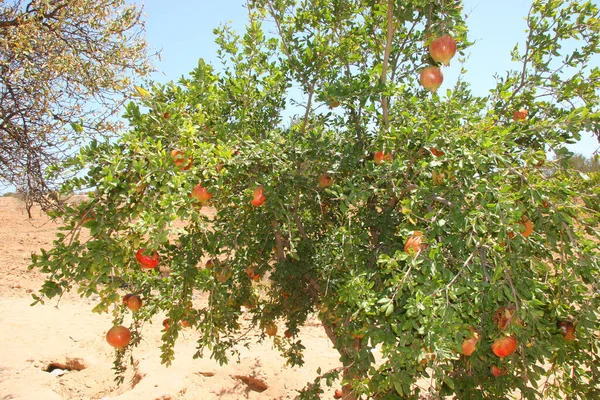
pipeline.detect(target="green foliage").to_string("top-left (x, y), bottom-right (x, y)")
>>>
top-left (30, 1), bottom-right (600, 399)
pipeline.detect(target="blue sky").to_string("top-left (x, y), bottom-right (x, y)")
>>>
top-left (141, 0), bottom-right (599, 157)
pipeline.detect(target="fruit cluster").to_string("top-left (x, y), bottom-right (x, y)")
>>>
top-left (420, 34), bottom-right (457, 92)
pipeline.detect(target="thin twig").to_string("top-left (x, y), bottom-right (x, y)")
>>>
top-left (434, 251), bottom-right (476, 296)
top-left (478, 245), bottom-right (491, 283)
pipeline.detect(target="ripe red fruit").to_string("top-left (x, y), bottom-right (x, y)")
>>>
top-left (136, 249), bottom-right (159, 269)
top-left (491, 336), bottom-right (517, 358)
top-left (162, 318), bottom-right (171, 330)
top-left (170, 149), bottom-right (192, 170)
top-left (191, 183), bottom-right (213, 204)
top-left (251, 186), bottom-right (266, 207)
top-left (493, 306), bottom-right (523, 330)
top-left (265, 322), bottom-right (278, 336)
top-left (461, 330), bottom-right (480, 356)
top-left (334, 388), bottom-right (343, 399)
top-left (513, 108), bottom-right (528, 121)
top-left (490, 365), bottom-right (507, 377)
top-left (557, 320), bottom-right (576, 341)
top-left (521, 216), bottom-right (534, 238)
top-left (429, 147), bottom-right (445, 157)
top-left (404, 231), bottom-right (425, 254)
top-left (374, 151), bottom-right (391, 165)
top-left (420, 66), bottom-right (443, 92)
top-left (429, 34), bottom-right (457, 66)
top-left (106, 325), bottom-right (131, 349)
top-left (318, 173), bottom-right (334, 188)
top-left (284, 329), bottom-right (292, 339)
top-left (163, 112), bottom-right (170, 119)
top-left (245, 266), bottom-right (261, 282)
top-left (123, 294), bottom-right (142, 312)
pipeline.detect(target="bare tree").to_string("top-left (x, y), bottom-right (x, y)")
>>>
top-left (0, 0), bottom-right (154, 210)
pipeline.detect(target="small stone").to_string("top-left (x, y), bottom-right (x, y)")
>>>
top-left (65, 357), bottom-right (87, 371)
top-left (50, 368), bottom-right (66, 376)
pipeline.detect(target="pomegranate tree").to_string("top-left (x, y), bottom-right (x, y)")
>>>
top-left (30, 1), bottom-right (600, 399)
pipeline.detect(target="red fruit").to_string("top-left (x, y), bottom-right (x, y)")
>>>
top-left (284, 329), bottom-right (292, 339)
top-left (245, 266), bottom-right (261, 282)
top-left (493, 306), bottom-right (523, 330)
top-left (557, 320), bottom-right (575, 341)
top-left (374, 151), bottom-right (391, 165)
top-left (136, 249), bottom-right (159, 269)
top-left (461, 330), bottom-right (480, 356)
top-left (491, 336), bottom-right (517, 358)
top-left (334, 389), bottom-right (343, 399)
top-left (123, 294), bottom-right (142, 312)
top-left (420, 66), bottom-right (443, 92)
top-left (170, 149), bottom-right (192, 170)
top-left (429, 147), bottom-right (445, 157)
top-left (191, 183), bottom-right (213, 204)
top-left (163, 112), bottom-right (170, 119)
top-left (404, 231), bottom-right (425, 254)
top-left (162, 318), bottom-right (171, 330)
top-left (429, 34), bottom-right (457, 66)
top-left (318, 173), bottom-right (334, 188)
top-left (251, 186), bottom-right (266, 207)
top-left (513, 108), bottom-right (528, 121)
top-left (490, 365), bottom-right (507, 377)
top-left (265, 322), bottom-right (278, 336)
top-left (521, 216), bottom-right (534, 238)
top-left (106, 325), bottom-right (131, 349)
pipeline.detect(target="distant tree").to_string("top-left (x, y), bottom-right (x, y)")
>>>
top-left (568, 153), bottom-right (600, 173)
top-left (0, 0), bottom-right (154, 210)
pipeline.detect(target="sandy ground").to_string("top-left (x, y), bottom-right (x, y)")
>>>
top-left (0, 197), bottom-right (343, 400)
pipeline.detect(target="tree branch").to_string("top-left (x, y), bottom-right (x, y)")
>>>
top-left (380, 0), bottom-right (396, 133)
top-left (271, 220), bottom-right (286, 261)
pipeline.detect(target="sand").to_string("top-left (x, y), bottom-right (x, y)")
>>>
top-left (0, 197), bottom-right (343, 400)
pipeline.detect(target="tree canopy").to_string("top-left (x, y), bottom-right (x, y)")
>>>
top-left (0, 0), bottom-right (153, 209)
top-left (30, 1), bottom-right (600, 399)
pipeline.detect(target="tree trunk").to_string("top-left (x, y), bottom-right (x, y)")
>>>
top-left (318, 316), bottom-right (360, 400)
